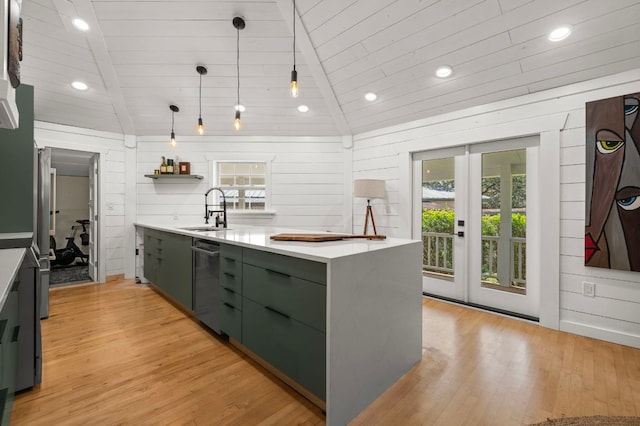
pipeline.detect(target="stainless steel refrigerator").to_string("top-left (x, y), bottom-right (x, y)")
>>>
top-left (37, 146), bottom-right (51, 319)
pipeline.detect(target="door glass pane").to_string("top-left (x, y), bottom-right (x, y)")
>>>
top-left (421, 158), bottom-right (455, 279)
top-left (481, 149), bottom-right (526, 293)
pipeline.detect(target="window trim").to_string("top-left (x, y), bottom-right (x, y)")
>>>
top-left (207, 154), bottom-right (276, 216)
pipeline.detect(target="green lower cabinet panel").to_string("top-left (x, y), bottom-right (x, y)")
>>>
top-left (242, 298), bottom-right (326, 401)
top-left (220, 302), bottom-right (242, 341)
top-left (220, 287), bottom-right (242, 307)
top-left (153, 230), bottom-right (193, 311)
top-left (243, 264), bottom-right (326, 332)
top-left (143, 252), bottom-right (157, 284)
top-left (243, 248), bottom-right (326, 285)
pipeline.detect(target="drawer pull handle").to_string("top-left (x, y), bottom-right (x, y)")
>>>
top-left (222, 287), bottom-right (235, 293)
top-left (224, 257), bottom-right (236, 262)
top-left (265, 269), bottom-right (290, 278)
top-left (223, 272), bottom-right (235, 278)
top-left (223, 302), bottom-right (236, 309)
top-left (265, 305), bottom-right (290, 319)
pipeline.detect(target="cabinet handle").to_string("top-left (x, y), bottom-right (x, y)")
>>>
top-left (223, 272), bottom-right (235, 278)
top-left (265, 269), bottom-right (290, 278)
top-left (11, 326), bottom-right (20, 343)
top-left (265, 305), bottom-right (290, 319)
top-left (222, 287), bottom-right (235, 293)
top-left (11, 279), bottom-right (20, 292)
top-left (224, 257), bottom-right (236, 262)
top-left (223, 302), bottom-right (236, 309)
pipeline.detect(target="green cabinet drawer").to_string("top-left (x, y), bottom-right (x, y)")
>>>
top-left (220, 243), bottom-right (242, 261)
top-left (243, 248), bottom-right (326, 285)
top-left (243, 264), bottom-right (326, 332)
top-left (242, 298), bottom-right (325, 400)
top-left (220, 286), bottom-right (242, 308)
top-left (220, 268), bottom-right (241, 293)
top-left (143, 251), bottom-right (158, 284)
top-left (144, 229), bottom-right (163, 254)
top-left (220, 245), bottom-right (242, 279)
top-left (220, 302), bottom-right (242, 341)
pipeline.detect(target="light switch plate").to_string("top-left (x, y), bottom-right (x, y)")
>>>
top-left (583, 282), bottom-right (595, 297)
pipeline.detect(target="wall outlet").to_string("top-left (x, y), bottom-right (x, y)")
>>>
top-left (582, 281), bottom-right (595, 297)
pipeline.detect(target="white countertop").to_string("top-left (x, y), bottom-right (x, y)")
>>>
top-left (135, 221), bottom-right (420, 263)
top-left (0, 248), bottom-right (26, 307)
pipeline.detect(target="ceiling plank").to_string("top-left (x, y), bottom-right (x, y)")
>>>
top-left (70, 0), bottom-right (137, 134)
top-left (275, 0), bottom-right (351, 135)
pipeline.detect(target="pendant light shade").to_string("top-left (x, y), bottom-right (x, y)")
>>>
top-left (196, 65), bottom-right (207, 135)
top-left (169, 104), bottom-right (179, 147)
top-left (233, 17), bottom-right (245, 131)
top-left (290, 0), bottom-right (299, 98)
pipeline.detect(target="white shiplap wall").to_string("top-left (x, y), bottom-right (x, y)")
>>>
top-left (136, 136), bottom-right (347, 232)
top-left (352, 69), bottom-right (640, 348)
top-left (34, 122), bottom-right (127, 281)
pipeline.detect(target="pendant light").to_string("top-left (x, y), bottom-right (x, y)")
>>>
top-left (169, 104), bottom-right (179, 147)
top-left (233, 17), bottom-right (245, 131)
top-left (196, 65), bottom-right (207, 135)
top-left (290, 0), bottom-right (299, 98)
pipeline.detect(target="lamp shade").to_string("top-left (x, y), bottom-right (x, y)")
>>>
top-left (354, 179), bottom-right (386, 199)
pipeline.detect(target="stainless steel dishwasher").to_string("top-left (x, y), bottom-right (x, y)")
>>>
top-left (191, 239), bottom-right (221, 334)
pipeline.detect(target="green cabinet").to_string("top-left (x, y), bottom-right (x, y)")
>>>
top-left (0, 85), bottom-right (34, 235)
top-left (242, 298), bottom-right (325, 400)
top-left (219, 244), bottom-right (242, 341)
top-left (0, 277), bottom-right (20, 425)
top-left (217, 244), bottom-right (327, 401)
top-left (142, 228), bottom-right (193, 311)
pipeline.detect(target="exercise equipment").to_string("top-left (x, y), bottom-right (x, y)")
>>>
top-left (51, 219), bottom-right (90, 266)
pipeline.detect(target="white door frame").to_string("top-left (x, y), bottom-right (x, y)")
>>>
top-left (405, 114), bottom-right (565, 329)
top-left (37, 143), bottom-right (107, 284)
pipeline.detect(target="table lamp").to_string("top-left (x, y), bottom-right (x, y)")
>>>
top-left (354, 179), bottom-right (386, 237)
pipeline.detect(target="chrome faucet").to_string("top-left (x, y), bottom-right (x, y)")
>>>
top-left (204, 187), bottom-right (228, 228)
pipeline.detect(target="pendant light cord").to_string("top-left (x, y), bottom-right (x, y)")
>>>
top-left (199, 73), bottom-right (202, 118)
top-left (171, 110), bottom-right (175, 132)
top-left (292, 0), bottom-right (296, 71)
top-left (236, 24), bottom-right (240, 107)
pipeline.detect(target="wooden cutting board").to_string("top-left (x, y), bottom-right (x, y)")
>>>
top-left (270, 233), bottom-right (386, 242)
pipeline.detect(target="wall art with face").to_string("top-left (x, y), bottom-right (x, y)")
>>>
top-left (585, 93), bottom-right (640, 271)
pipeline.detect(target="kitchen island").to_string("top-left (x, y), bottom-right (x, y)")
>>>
top-left (135, 222), bottom-right (422, 425)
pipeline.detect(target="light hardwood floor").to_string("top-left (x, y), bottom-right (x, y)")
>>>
top-left (13, 279), bottom-right (640, 425)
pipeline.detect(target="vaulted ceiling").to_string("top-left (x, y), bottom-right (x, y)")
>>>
top-left (19, 0), bottom-right (640, 137)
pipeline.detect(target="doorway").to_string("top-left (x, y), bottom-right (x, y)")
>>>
top-left (413, 137), bottom-right (540, 319)
top-left (48, 148), bottom-right (99, 286)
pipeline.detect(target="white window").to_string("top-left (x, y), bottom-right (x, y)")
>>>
top-left (217, 162), bottom-right (266, 210)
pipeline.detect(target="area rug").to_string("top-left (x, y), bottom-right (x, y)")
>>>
top-left (529, 416), bottom-right (640, 425)
top-left (50, 264), bottom-right (91, 286)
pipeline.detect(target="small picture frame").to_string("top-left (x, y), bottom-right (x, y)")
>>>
top-left (179, 162), bottom-right (191, 175)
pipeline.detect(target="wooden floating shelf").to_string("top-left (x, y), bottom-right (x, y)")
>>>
top-left (144, 174), bottom-right (204, 180)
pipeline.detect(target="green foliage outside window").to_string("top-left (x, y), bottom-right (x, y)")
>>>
top-left (422, 209), bottom-right (526, 238)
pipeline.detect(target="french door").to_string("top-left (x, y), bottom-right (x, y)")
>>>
top-left (413, 137), bottom-right (540, 319)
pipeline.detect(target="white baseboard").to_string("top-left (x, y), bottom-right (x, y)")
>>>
top-left (560, 320), bottom-right (640, 349)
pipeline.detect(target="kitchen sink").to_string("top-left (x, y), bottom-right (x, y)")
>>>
top-left (179, 226), bottom-right (231, 232)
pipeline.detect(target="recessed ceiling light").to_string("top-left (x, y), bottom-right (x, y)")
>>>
top-left (435, 65), bottom-right (453, 78)
top-left (365, 92), bottom-right (377, 102)
top-left (298, 105), bottom-right (309, 113)
top-left (71, 81), bottom-right (88, 91)
top-left (72, 18), bottom-right (89, 31)
top-left (235, 104), bottom-right (246, 112)
top-left (548, 25), bottom-right (572, 42)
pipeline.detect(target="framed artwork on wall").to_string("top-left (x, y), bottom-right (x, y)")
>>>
top-left (585, 93), bottom-right (640, 271)
top-left (8, 0), bottom-right (22, 88)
